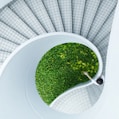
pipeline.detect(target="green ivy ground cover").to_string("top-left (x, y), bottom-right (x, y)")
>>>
top-left (35, 43), bottom-right (99, 105)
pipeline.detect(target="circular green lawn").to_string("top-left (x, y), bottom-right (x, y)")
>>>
top-left (35, 43), bottom-right (99, 105)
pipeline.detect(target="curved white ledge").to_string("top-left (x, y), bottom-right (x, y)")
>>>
top-left (0, 0), bottom-right (12, 9)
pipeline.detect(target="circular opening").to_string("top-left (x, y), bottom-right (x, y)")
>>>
top-left (25, 33), bottom-right (103, 115)
top-left (35, 43), bottom-right (99, 106)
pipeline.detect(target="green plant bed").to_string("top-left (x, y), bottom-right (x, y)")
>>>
top-left (35, 43), bottom-right (99, 105)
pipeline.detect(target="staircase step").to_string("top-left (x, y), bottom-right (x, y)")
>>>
top-left (25, 0), bottom-right (55, 32)
top-left (0, 37), bottom-right (18, 52)
top-left (93, 11), bottom-right (115, 44)
top-left (9, 0), bottom-right (46, 36)
top-left (43, 0), bottom-right (64, 32)
top-left (87, 84), bottom-right (103, 105)
top-left (98, 35), bottom-right (110, 75)
top-left (50, 87), bottom-right (92, 114)
top-left (72, 0), bottom-right (86, 34)
top-left (88, 0), bottom-right (117, 40)
top-left (0, 7), bottom-right (36, 39)
top-left (58, 0), bottom-right (72, 32)
top-left (0, 50), bottom-right (10, 63)
top-left (0, 21), bottom-right (27, 44)
top-left (81, 0), bottom-right (101, 38)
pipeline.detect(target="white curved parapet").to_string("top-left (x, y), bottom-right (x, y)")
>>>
top-left (96, 1), bottom-right (119, 118)
top-left (0, 0), bottom-right (12, 9)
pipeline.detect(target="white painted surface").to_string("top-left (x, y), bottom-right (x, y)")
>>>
top-left (0, 0), bottom-right (119, 118)
top-left (0, 0), bottom-right (12, 9)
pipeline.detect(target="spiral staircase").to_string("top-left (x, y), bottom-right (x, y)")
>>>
top-left (0, 0), bottom-right (118, 118)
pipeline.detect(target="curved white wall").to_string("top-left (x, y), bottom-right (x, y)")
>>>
top-left (0, 0), bottom-right (12, 9)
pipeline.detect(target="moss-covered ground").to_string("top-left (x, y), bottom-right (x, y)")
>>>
top-left (35, 43), bottom-right (99, 105)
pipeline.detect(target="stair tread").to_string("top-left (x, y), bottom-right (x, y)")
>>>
top-left (72, 0), bottom-right (86, 34)
top-left (81, 0), bottom-right (101, 38)
top-left (25, 0), bottom-right (55, 33)
top-left (58, 0), bottom-right (72, 32)
top-left (0, 7), bottom-right (37, 39)
top-left (0, 21), bottom-right (27, 44)
top-left (0, 50), bottom-right (10, 63)
top-left (93, 11), bottom-right (115, 44)
top-left (50, 87), bottom-right (92, 114)
top-left (86, 84), bottom-right (103, 105)
top-left (88, 0), bottom-right (117, 40)
top-left (9, 0), bottom-right (46, 36)
top-left (43, 0), bottom-right (64, 32)
top-left (0, 37), bottom-right (18, 52)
